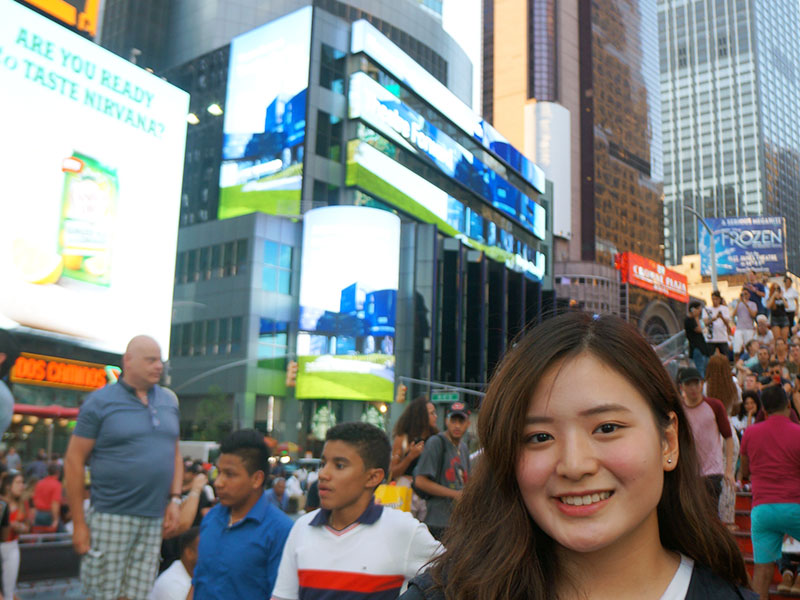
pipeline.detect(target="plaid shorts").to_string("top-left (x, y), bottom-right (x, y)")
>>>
top-left (81, 510), bottom-right (163, 600)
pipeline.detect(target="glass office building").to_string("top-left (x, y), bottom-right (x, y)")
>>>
top-left (167, 6), bottom-right (553, 444)
top-left (660, 0), bottom-right (800, 272)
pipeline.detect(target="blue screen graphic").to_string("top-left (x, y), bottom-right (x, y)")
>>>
top-left (349, 72), bottom-right (546, 241)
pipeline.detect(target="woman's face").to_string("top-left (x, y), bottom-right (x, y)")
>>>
top-left (516, 353), bottom-right (678, 556)
top-left (744, 397), bottom-right (757, 414)
top-left (10, 475), bottom-right (24, 498)
top-left (427, 402), bottom-right (437, 429)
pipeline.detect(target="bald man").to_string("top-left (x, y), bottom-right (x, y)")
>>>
top-left (65, 335), bottom-right (182, 600)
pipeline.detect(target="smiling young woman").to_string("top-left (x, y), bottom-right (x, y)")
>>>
top-left (401, 312), bottom-right (753, 600)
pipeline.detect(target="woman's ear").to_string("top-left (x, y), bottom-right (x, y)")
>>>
top-left (662, 411), bottom-right (679, 472)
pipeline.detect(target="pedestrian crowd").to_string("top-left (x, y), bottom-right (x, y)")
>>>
top-left (6, 309), bottom-right (800, 598)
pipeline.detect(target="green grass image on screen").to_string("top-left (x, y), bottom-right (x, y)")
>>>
top-left (296, 354), bottom-right (394, 402)
top-left (218, 163), bottom-right (302, 219)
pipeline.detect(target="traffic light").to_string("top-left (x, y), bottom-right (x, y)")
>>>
top-left (285, 361), bottom-right (298, 387)
top-left (395, 383), bottom-right (407, 404)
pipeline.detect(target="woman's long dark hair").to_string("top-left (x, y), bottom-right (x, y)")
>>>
top-left (393, 395), bottom-right (437, 441)
top-left (737, 390), bottom-right (761, 420)
top-left (429, 312), bottom-right (748, 599)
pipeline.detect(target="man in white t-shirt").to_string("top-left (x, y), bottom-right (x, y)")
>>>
top-left (753, 315), bottom-right (775, 353)
top-left (731, 288), bottom-right (758, 359)
top-left (784, 276), bottom-right (798, 328)
top-left (149, 527), bottom-right (198, 600)
top-left (704, 291), bottom-right (732, 356)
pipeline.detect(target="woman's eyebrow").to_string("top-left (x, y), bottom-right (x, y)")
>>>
top-left (524, 403), bottom-right (633, 424)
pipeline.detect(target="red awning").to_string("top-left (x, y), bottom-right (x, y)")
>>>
top-left (13, 404), bottom-right (79, 419)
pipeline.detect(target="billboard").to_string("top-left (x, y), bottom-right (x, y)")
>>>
top-left (350, 19), bottom-right (546, 194)
top-left (616, 252), bottom-right (688, 303)
top-left (19, 0), bottom-right (98, 38)
top-left (218, 7), bottom-right (312, 220)
top-left (0, 0), bottom-right (189, 354)
top-left (348, 72), bottom-right (546, 241)
top-left (295, 206), bottom-right (400, 402)
top-left (346, 139), bottom-right (546, 280)
top-left (698, 217), bottom-right (786, 275)
top-left (11, 352), bottom-right (120, 392)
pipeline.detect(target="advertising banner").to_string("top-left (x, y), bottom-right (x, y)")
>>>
top-left (218, 7), bottom-right (312, 220)
top-left (616, 252), bottom-right (688, 303)
top-left (350, 19), bottom-right (546, 195)
top-left (698, 216), bottom-right (786, 275)
top-left (348, 72), bottom-right (546, 241)
top-left (346, 140), bottom-right (546, 280)
top-left (11, 352), bottom-right (120, 391)
top-left (0, 0), bottom-right (188, 354)
top-left (295, 206), bottom-right (400, 402)
top-left (19, 0), bottom-right (99, 38)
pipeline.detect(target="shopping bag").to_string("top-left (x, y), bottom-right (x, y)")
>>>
top-left (374, 482), bottom-right (412, 512)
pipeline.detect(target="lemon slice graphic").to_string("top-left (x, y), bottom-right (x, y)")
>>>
top-left (84, 254), bottom-right (109, 276)
top-left (11, 239), bottom-right (64, 284)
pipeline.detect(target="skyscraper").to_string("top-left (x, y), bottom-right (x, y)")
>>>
top-left (660, 0), bottom-right (800, 272)
top-left (484, 0), bottom-right (663, 315)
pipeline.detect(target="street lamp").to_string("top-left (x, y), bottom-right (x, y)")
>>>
top-left (683, 205), bottom-right (718, 292)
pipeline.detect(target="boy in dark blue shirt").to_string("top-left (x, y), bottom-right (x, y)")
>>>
top-left (192, 430), bottom-right (293, 599)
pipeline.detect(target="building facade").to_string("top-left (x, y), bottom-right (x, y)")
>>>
top-left (660, 0), bottom-right (800, 273)
top-left (166, 5), bottom-right (554, 447)
top-left (483, 0), bottom-right (665, 327)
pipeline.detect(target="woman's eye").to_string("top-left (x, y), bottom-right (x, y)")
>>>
top-left (595, 423), bottom-right (620, 434)
top-left (526, 432), bottom-right (553, 444)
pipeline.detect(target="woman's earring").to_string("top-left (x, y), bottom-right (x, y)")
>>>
top-left (667, 458), bottom-right (673, 464)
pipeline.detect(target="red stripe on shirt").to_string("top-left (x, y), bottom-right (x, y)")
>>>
top-left (298, 569), bottom-right (405, 592)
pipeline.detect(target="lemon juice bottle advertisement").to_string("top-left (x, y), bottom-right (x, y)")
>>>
top-left (0, 0), bottom-right (188, 353)
top-left (58, 153), bottom-right (118, 287)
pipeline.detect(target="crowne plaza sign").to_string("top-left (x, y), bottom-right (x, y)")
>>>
top-left (615, 252), bottom-right (689, 303)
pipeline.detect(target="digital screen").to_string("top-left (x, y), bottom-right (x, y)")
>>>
top-left (295, 206), bottom-right (400, 402)
top-left (348, 72), bottom-right (546, 241)
top-left (218, 7), bottom-right (312, 220)
top-left (699, 216), bottom-right (787, 275)
top-left (346, 140), bottom-right (546, 280)
top-left (0, 0), bottom-right (189, 354)
top-left (19, 0), bottom-right (99, 38)
top-left (350, 20), bottom-right (546, 194)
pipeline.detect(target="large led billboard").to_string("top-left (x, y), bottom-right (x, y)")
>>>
top-left (295, 207), bottom-right (400, 402)
top-left (349, 72), bottom-right (546, 241)
top-left (698, 216), bottom-right (787, 275)
top-left (218, 7), bottom-right (312, 220)
top-left (346, 140), bottom-right (546, 280)
top-left (0, 0), bottom-right (189, 354)
top-left (19, 0), bottom-right (99, 38)
top-left (350, 19), bottom-right (546, 195)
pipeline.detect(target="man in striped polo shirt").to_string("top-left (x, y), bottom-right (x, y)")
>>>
top-left (271, 422), bottom-right (441, 600)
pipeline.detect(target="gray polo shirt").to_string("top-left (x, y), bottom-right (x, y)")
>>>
top-left (74, 380), bottom-right (180, 517)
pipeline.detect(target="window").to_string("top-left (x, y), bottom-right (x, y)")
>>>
top-left (262, 240), bottom-right (293, 294)
top-left (315, 110), bottom-right (342, 161)
top-left (236, 239), bottom-right (248, 274)
top-left (320, 44), bottom-right (345, 94)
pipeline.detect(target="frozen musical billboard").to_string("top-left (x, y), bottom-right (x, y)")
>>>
top-left (699, 216), bottom-right (786, 275)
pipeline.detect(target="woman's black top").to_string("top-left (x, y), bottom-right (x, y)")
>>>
top-left (400, 565), bottom-right (758, 600)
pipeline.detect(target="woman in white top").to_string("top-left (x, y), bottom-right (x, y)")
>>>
top-left (731, 391), bottom-right (761, 438)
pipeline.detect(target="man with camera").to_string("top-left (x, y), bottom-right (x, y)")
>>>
top-left (731, 288), bottom-right (758, 360)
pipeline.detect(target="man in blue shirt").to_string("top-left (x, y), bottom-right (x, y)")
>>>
top-left (64, 335), bottom-right (182, 600)
top-left (193, 429), bottom-right (293, 599)
top-left (265, 477), bottom-right (290, 512)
